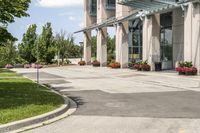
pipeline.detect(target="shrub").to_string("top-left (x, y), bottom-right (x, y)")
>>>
top-left (92, 60), bottom-right (100, 67)
top-left (5, 64), bottom-right (14, 69)
top-left (24, 64), bottom-right (31, 68)
top-left (78, 60), bottom-right (86, 66)
top-left (110, 62), bottom-right (121, 69)
top-left (133, 60), bottom-right (150, 71)
top-left (34, 64), bottom-right (43, 69)
top-left (176, 61), bottom-right (197, 75)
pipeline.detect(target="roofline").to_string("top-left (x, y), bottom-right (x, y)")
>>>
top-left (74, 0), bottom-right (199, 34)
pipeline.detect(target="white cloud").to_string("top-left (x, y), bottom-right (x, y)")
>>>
top-left (68, 16), bottom-right (76, 21)
top-left (78, 22), bottom-right (84, 28)
top-left (36, 0), bottom-right (83, 8)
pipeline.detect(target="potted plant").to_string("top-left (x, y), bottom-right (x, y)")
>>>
top-left (133, 60), bottom-right (150, 71)
top-left (176, 61), bottom-right (197, 75)
top-left (34, 64), bottom-right (43, 69)
top-left (141, 64), bottom-right (151, 71)
top-left (110, 61), bottom-right (121, 69)
top-left (24, 64), bottom-right (31, 68)
top-left (78, 60), bottom-right (86, 66)
top-left (5, 64), bottom-right (14, 69)
top-left (92, 60), bottom-right (100, 67)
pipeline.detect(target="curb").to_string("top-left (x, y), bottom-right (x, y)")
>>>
top-left (0, 94), bottom-right (76, 133)
top-left (12, 97), bottom-right (77, 133)
top-left (0, 95), bottom-right (69, 133)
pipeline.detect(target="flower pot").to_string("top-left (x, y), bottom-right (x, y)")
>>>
top-left (92, 60), bottom-right (100, 67)
top-left (78, 61), bottom-right (86, 66)
top-left (110, 63), bottom-right (121, 69)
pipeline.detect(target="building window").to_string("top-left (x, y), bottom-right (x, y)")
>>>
top-left (90, 0), bottom-right (97, 16)
top-left (106, 0), bottom-right (115, 10)
top-left (129, 19), bottom-right (143, 63)
top-left (160, 12), bottom-right (173, 70)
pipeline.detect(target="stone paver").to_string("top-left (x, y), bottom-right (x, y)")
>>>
top-left (13, 66), bottom-right (200, 133)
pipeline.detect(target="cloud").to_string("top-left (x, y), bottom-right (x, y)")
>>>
top-left (78, 22), bottom-right (84, 28)
top-left (68, 16), bottom-right (76, 21)
top-left (36, 0), bottom-right (83, 8)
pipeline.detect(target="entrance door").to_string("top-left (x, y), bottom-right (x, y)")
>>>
top-left (129, 19), bottom-right (143, 63)
top-left (160, 12), bottom-right (173, 70)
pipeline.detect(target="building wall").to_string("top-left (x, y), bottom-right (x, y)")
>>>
top-left (97, 0), bottom-right (115, 23)
top-left (143, 14), bottom-right (160, 70)
top-left (84, 0), bottom-right (96, 27)
top-left (172, 8), bottom-right (184, 67)
top-left (115, 4), bottom-right (132, 68)
top-left (184, 3), bottom-right (200, 70)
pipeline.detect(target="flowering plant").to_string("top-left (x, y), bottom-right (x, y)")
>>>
top-left (78, 60), bottom-right (86, 66)
top-left (24, 64), bottom-right (31, 68)
top-left (176, 61), bottom-right (197, 75)
top-left (92, 60), bottom-right (100, 67)
top-left (5, 64), bottom-right (14, 69)
top-left (110, 61), bottom-right (120, 69)
top-left (133, 60), bottom-right (150, 71)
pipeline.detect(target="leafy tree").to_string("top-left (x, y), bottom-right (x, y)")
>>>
top-left (0, 41), bottom-right (17, 67)
top-left (18, 24), bottom-right (37, 63)
top-left (107, 35), bottom-right (115, 60)
top-left (90, 35), bottom-right (115, 62)
top-left (0, 0), bottom-right (31, 45)
top-left (55, 31), bottom-right (75, 65)
top-left (34, 23), bottom-right (55, 64)
top-left (91, 36), bottom-right (97, 58)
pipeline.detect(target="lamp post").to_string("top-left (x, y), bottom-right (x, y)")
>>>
top-left (79, 42), bottom-right (83, 61)
top-left (36, 42), bottom-right (39, 85)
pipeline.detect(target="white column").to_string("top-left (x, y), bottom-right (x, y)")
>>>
top-left (83, 31), bottom-right (92, 65)
top-left (184, 3), bottom-right (200, 70)
top-left (97, 27), bottom-right (107, 66)
top-left (116, 22), bottom-right (129, 68)
top-left (143, 14), bottom-right (160, 70)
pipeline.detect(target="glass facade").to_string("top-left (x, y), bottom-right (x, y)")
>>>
top-left (160, 12), bottom-right (173, 70)
top-left (129, 19), bottom-right (143, 63)
top-left (90, 0), bottom-right (97, 16)
top-left (106, 0), bottom-right (116, 9)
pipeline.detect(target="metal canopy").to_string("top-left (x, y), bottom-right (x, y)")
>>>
top-left (74, 0), bottom-right (199, 34)
top-left (118, 0), bottom-right (177, 12)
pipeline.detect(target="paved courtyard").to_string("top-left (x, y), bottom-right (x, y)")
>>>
top-left (14, 66), bottom-right (200, 133)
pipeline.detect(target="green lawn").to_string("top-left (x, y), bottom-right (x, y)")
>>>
top-left (0, 69), bottom-right (21, 77)
top-left (0, 69), bottom-right (64, 124)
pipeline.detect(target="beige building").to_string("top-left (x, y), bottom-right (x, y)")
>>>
top-left (75, 0), bottom-right (200, 71)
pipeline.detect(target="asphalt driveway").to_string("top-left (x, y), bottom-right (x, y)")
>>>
top-left (14, 66), bottom-right (200, 133)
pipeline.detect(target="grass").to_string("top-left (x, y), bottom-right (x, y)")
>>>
top-left (0, 69), bottom-right (21, 77)
top-left (0, 69), bottom-right (64, 124)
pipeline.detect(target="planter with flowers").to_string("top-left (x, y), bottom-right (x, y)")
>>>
top-left (133, 60), bottom-right (151, 71)
top-left (24, 64), bottom-right (31, 68)
top-left (176, 61), bottom-right (197, 75)
top-left (34, 64), bottom-right (43, 69)
top-left (78, 60), bottom-right (86, 66)
top-left (5, 64), bottom-right (14, 69)
top-left (92, 60), bottom-right (100, 67)
top-left (110, 61), bottom-right (121, 69)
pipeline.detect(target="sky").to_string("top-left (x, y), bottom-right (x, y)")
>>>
top-left (8, 0), bottom-right (84, 45)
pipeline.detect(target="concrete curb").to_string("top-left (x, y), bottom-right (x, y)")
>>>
top-left (0, 70), bottom-right (77, 133)
top-left (12, 97), bottom-right (77, 133)
top-left (0, 95), bottom-right (69, 133)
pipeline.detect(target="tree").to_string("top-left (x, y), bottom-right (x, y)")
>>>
top-left (18, 24), bottom-right (37, 63)
top-left (0, 41), bottom-right (17, 67)
top-left (91, 36), bottom-right (97, 58)
top-left (107, 35), bottom-right (115, 64)
top-left (55, 31), bottom-right (74, 65)
top-left (0, 0), bottom-right (31, 45)
top-left (34, 23), bottom-right (55, 64)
